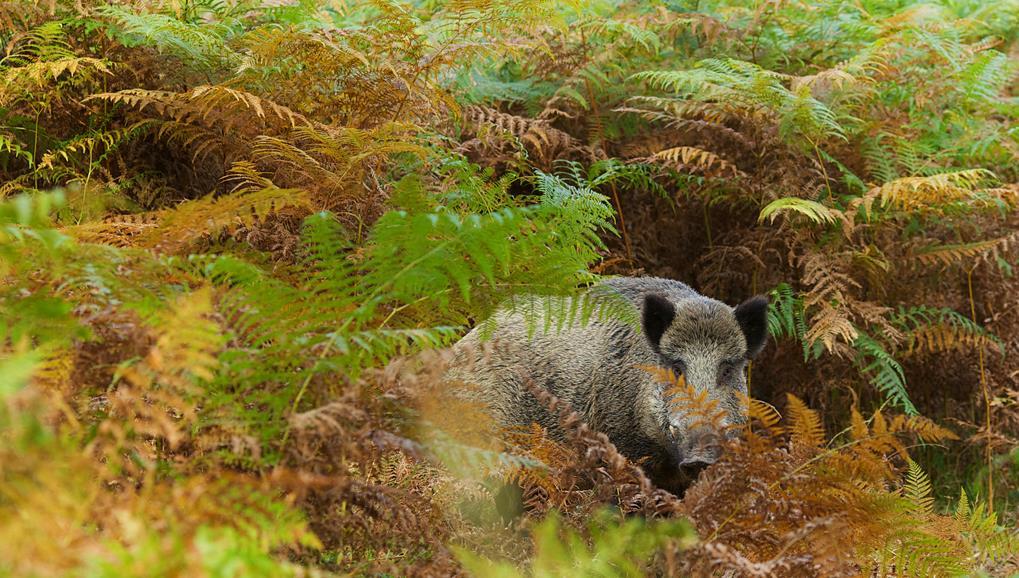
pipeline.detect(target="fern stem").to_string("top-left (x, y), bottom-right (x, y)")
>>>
top-left (376, 294), bottom-right (435, 329)
top-left (609, 182), bottom-right (632, 260)
top-left (811, 140), bottom-right (833, 204)
top-left (967, 266), bottom-right (993, 509)
top-left (82, 146), bottom-right (94, 222)
top-left (32, 107), bottom-right (41, 189)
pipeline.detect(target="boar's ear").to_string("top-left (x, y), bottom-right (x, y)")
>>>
top-left (642, 293), bottom-right (675, 351)
top-left (734, 295), bottom-right (769, 358)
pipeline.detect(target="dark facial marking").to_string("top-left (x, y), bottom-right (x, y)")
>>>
top-left (642, 293), bottom-right (675, 352)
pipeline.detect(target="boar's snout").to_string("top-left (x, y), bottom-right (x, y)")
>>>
top-left (677, 427), bottom-right (723, 478)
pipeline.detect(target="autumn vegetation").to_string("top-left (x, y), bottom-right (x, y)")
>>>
top-left (1, 0), bottom-right (1017, 576)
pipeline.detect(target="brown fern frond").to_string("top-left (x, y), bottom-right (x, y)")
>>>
top-left (785, 394), bottom-right (825, 448)
top-left (522, 377), bottom-right (684, 517)
top-left (87, 86), bottom-right (311, 134)
top-left (915, 230), bottom-right (1019, 267)
top-left (892, 415), bottom-right (960, 443)
top-left (461, 105), bottom-right (577, 166)
top-left (804, 303), bottom-right (859, 354)
top-left (65, 187), bottom-right (310, 253)
top-left (800, 252), bottom-right (861, 307)
top-left (645, 367), bottom-right (729, 433)
top-left (904, 321), bottom-right (1002, 357)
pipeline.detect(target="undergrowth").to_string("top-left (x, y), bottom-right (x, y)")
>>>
top-left (1, 0), bottom-right (1017, 576)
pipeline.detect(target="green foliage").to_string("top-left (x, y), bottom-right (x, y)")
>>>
top-left (633, 58), bottom-right (846, 148)
top-left (2, 0), bottom-right (1017, 575)
top-left (767, 283), bottom-right (807, 342)
top-left (96, 5), bottom-right (239, 70)
top-left (853, 331), bottom-right (915, 415)
top-left (455, 510), bottom-right (695, 578)
top-left (759, 198), bottom-right (842, 226)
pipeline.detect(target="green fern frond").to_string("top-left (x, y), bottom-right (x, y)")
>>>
top-left (632, 58), bottom-right (845, 145)
top-left (759, 197), bottom-right (843, 226)
top-left (957, 50), bottom-right (1008, 104)
top-left (97, 6), bottom-right (239, 70)
top-left (853, 331), bottom-right (916, 415)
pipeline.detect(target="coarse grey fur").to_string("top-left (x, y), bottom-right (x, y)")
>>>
top-left (446, 276), bottom-right (769, 493)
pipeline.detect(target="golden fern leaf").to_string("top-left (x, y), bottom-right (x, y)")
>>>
top-left (65, 213), bottom-right (160, 248)
top-left (850, 406), bottom-right (869, 441)
top-left (785, 394), bottom-right (824, 448)
top-left (905, 322), bottom-right (1000, 356)
top-left (866, 409), bottom-right (909, 460)
top-left (0, 57), bottom-right (110, 106)
top-left (894, 415), bottom-right (960, 443)
top-left (860, 169), bottom-right (1000, 213)
top-left (743, 396), bottom-right (783, 451)
top-left (148, 287), bottom-right (223, 382)
top-left (871, 408), bottom-right (888, 438)
top-left (915, 238), bottom-right (1000, 267)
top-left (189, 85), bottom-right (309, 128)
top-left (87, 86), bottom-right (311, 133)
top-left (645, 367), bottom-right (728, 432)
top-left (903, 459), bottom-right (935, 515)
top-left (647, 146), bottom-right (743, 178)
top-left (747, 398), bottom-right (782, 432)
top-left (67, 187), bottom-right (310, 253)
top-left (29, 347), bottom-right (75, 394)
top-left (85, 88), bottom-right (182, 115)
top-left (954, 488), bottom-right (971, 522)
top-left (503, 423), bottom-right (571, 495)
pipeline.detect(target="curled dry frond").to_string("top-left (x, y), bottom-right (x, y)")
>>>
top-left (459, 105), bottom-right (580, 168)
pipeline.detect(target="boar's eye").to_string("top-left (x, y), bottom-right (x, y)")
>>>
top-left (719, 360), bottom-right (743, 384)
top-left (672, 359), bottom-right (686, 376)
